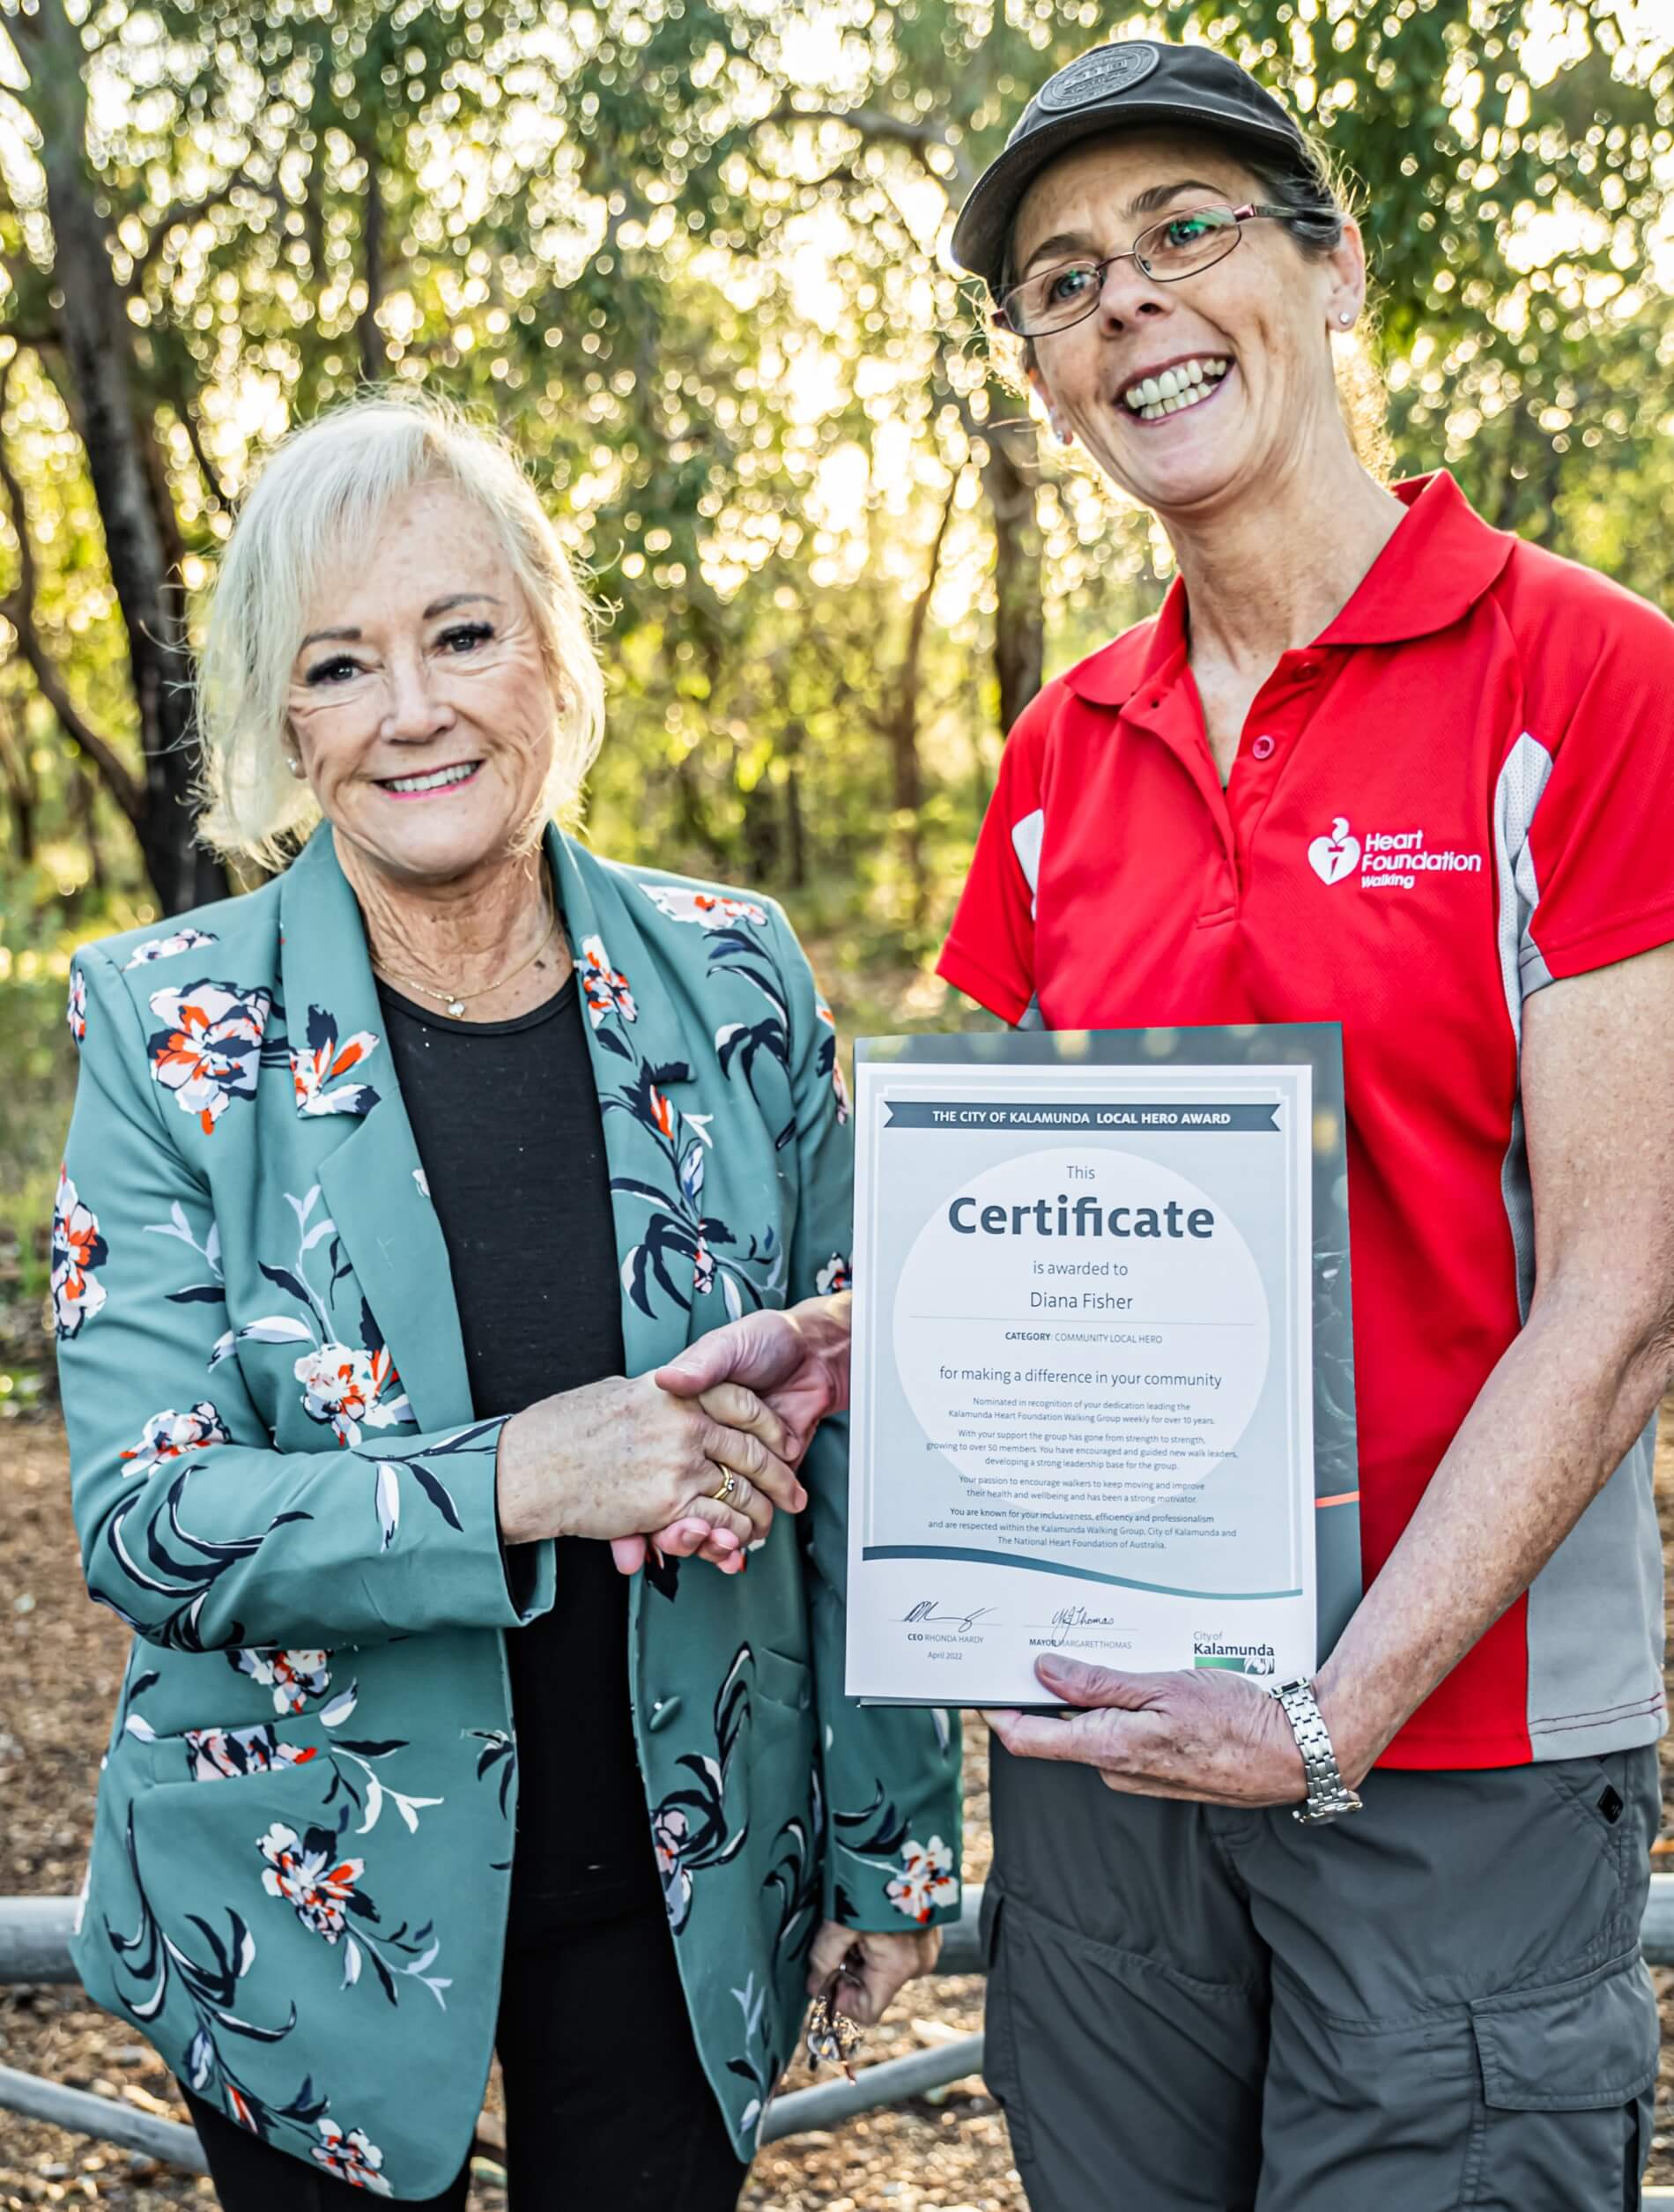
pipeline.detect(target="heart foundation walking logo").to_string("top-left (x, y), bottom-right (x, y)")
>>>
top-left (1307, 816), bottom-right (1361, 886)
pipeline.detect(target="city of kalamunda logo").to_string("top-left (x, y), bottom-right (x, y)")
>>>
top-left (1307, 816), bottom-right (1482, 891)
top-left (1193, 1635), bottom-right (1277, 1674)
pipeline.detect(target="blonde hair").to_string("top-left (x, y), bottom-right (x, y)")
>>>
top-left (195, 390), bottom-right (605, 871)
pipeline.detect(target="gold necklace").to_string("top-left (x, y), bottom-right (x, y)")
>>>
top-left (373, 905), bottom-right (561, 1019)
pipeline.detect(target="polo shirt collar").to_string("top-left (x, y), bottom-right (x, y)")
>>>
top-left (1063, 471), bottom-right (1514, 708)
top-left (1317, 471), bottom-right (1514, 646)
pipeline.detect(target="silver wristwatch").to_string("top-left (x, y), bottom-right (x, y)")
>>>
top-left (1269, 1678), bottom-right (1363, 1825)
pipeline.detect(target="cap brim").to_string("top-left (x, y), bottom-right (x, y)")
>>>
top-left (951, 100), bottom-right (1311, 293)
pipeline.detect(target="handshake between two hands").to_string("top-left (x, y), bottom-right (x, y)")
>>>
top-left (605, 1292), bottom-right (852, 1578)
top-left (605, 1290), bottom-right (943, 2030)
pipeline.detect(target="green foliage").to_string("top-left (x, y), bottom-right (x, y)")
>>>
top-left (1, 2), bottom-right (1673, 1214)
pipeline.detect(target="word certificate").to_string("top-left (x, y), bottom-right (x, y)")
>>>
top-left (846, 1027), bottom-right (1359, 1707)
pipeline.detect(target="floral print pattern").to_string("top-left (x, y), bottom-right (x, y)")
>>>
top-left (643, 886), bottom-right (769, 931)
top-left (294, 1340), bottom-right (409, 1448)
top-left (121, 1401), bottom-right (232, 1478)
top-left (291, 1006), bottom-right (381, 1119)
top-left (233, 1647), bottom-right (333, 1717)
top-left (579, 933), bottom-right (637, 1028)
top-left (816, 1003), bottom-right (851, 1125)
top-left (259, 1822), bottom-right (369, 1944)
top-left (650, 1646), bottom-right (752, 1934)
top-left (312, 2118), bottom-right (393, 2193)
top-left (147, 980), bottom-right (276, 1134)
top-left (221, 1186), bottom-right (476, 1547)
top-left (815, 1253), bottom-right (851, 1296)
top-left (66, 965), bottom-right (87, 1043)
top-left (124, 927), bottom-right (219, 969)
top-left (106, 1808), bottom-right (330, 2148)
top-left (186, 1725), bottom-right (319, 1783)
top-left (593, 948), bottom-right (783, 1325)
top-left (885, 1835), bottom-right (959, 1925)
top-left (51, 1167), bottom-right (107, 1339)
top-left (257, 1819), bottom-right (449, 2006)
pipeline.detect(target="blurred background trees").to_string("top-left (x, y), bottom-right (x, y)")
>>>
top-left (3, 0), bottom-right (1674, 1392)
top-left (8, 0), bottom-right (1674, 924)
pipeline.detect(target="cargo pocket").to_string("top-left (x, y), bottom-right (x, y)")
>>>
top-left (980, 1888), bottom-right (1035, 2167)
top-left (1465, 1951), bottom-right (1655, 2209)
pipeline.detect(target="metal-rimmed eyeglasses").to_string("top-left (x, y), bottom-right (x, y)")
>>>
top-left (996, 203), bottom-right (1293, 339)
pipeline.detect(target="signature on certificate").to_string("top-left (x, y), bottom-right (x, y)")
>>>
top-left (1042, 1604), bottom-right (1119, 1647)
top-left (900, 1599), bottom-right (996, 1633)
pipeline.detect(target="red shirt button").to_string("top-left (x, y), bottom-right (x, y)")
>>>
top-left (1251, 733), bottom-right (1277, 761)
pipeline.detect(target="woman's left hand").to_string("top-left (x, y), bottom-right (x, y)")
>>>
top-left (986, 1653), bottom-right (1318, 1807)
top-left (804, 1919), bottom-right (943, 2028)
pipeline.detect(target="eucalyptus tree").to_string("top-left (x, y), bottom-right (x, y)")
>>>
top-left (0, 0), bottom-right (591, 907)
top-left (747, 0), bottom-right (1674, 713)
top-left (3, 0), bottom-right (1673, 923)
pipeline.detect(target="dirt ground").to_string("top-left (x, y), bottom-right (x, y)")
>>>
top-left (4, 1406), bottom-right (1673, 2208)
top-left (0, 1417), bottom-right (1004, 2210)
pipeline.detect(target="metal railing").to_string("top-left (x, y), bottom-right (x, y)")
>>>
top-left (6, 1875), bottom-right (1674, 2178)
top-left (0, 1886), bottom-right (989, 2173)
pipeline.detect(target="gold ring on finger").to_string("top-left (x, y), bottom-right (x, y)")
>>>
top-left (709, 1470), bottom-right (738, 1504)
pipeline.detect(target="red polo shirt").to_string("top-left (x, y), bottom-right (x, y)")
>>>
top-left (939, 472), bottom-right (1674, 1770)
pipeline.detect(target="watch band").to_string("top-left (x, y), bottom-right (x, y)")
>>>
top-left (1269, 1678), bottom-right (1363, 1825)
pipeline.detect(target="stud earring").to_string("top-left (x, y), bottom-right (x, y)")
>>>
top-left (286, 754), bottom-right (306, 780)
top-left (1338, 311), bottom-right (1353, 326)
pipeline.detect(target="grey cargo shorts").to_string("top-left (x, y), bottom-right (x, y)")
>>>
top-left (981, 1737), bottom-right (1661, 2210)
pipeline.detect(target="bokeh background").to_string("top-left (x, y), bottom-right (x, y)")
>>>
top-left (7, 0), bottom-right (1674, 1401)
top-left (5, 3), bottom-right (1674, 2202)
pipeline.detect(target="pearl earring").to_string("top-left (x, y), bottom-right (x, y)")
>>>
top-left (286, 754), bottom-right (306, 780)
top-left (1338, 311), bottom-right (1353, 326)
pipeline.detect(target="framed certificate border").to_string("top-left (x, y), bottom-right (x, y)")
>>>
top-left (846, 1024), bottom-right (1359, 1706)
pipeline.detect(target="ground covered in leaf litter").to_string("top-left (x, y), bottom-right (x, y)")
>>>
top-left (0, 1418), bottom-right (1005, 2209)
top-left (4, 1405), bottom-right (1673, 2208)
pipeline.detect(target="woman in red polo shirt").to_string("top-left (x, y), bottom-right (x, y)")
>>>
top-left (922, 33), bottom-right (1674, 2212)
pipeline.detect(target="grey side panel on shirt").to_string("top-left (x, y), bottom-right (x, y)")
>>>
top-left (1525, 1417), bottom-right (1666, 1757)
top-left (1492, 731), bottom-right (1552, 1323)
top-left (1491, 733), bottom-right (1667, 1757)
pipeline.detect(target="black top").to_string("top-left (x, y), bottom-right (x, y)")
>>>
top-left (376, 972), bottom-right (662, 1928)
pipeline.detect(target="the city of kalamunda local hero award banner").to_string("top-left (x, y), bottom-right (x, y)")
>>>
top-left (846, 1026), bottom-right (1359, 1707)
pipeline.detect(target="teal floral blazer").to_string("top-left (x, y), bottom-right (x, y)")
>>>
top-left (55, 823), bottom-right (960, 2199)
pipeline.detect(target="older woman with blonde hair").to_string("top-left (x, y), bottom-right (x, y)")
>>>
top-left (56, 393), bottom-right (959, 2207)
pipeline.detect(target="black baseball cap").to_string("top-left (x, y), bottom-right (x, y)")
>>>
top-left (952, 39), bottom-right (1321, 294)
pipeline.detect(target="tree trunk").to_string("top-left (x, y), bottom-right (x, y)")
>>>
top-left (74, 766), bottom-right (107, 898)
top-left (979, 398), bottom-right (1045, 737)
top-left (885, 479), bottom-right (959, 924)
top-left (0, 698), bottom-right (36, 864)
top-left (737, 759), bottom-right (780, 884)
top-left (18, 0), bottom-right (226, 914)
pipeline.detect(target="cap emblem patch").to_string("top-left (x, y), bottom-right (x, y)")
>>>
top-left (1035, 42), bottom-right (1161, 115)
